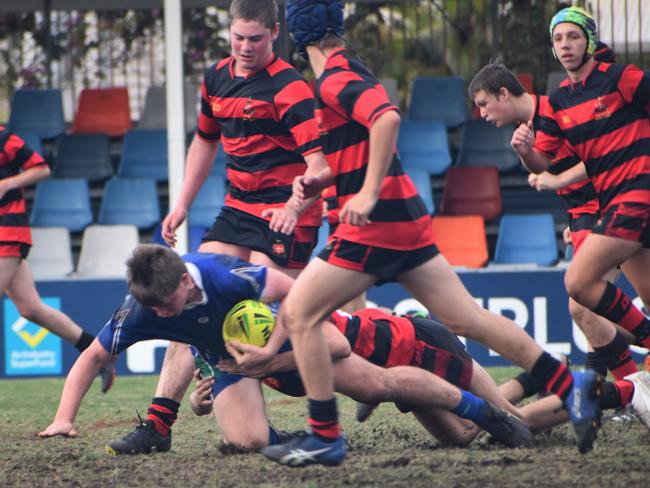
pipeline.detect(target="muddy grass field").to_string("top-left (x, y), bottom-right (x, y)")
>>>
top-left (1, 370), bottom-right (647, 488)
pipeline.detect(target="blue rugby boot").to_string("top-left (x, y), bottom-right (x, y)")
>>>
top-left (261, 432), bottom-right (346, 467)
top-left (564, 369), bottom-right (603, 454)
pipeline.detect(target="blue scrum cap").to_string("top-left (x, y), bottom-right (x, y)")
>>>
top-left (286, 0), bottom-right (344, 58)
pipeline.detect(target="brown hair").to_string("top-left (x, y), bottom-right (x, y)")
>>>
top-left (468, 63), bottom-right (525, 100)
top-left (229, 0), bottom-right (278, 30)
top-left (126, 244), bottom-right (187, 306)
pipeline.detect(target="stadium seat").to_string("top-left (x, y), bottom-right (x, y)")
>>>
top-left (398, 120), bottom-right (451, 175)
top-left (27, 227), bottom-right (74, 280)
top-left (546, 71), bottom-right (567, 95)
top-left (98, 177), bottom-right (160, 229)
top-left (403, 167), bottom-right (434, 214)
top-left (30, 178), bottom-right (93, 232)
top-left (15, 131), bottom-right (43, 156)
top-left (117, 129), bottom-right (168, 181)
top-left (188, 175), bottom-right (226, 227)
top-left (379, 77), bottom-right (400, 107)
top-left (138, 83), bottom-right (199, 132)
top-left (407, 76), bottom-right (467, 128)
top-left (439, 166), bottom-right (502, 221)
top-left (311, 218), bottom-right (331, 258)
top-left (516, 72), bottom-right (535, 93)
top-left (8, 88), bottom-right (65, 139)
top-left (152, 223), bottom-right (206, 252)
top-left (76, 224), bottom-right (139, 278)
top-left (52, 133), bottom-right (113, 181)
top-left (71, 87), bottom-right (132, 137)
top-left (493, 213), bottom-right (558, 266)
top-left (456, 119), bottom-right (520, 172)
top-left (432, 215), bottom-right (488, 268)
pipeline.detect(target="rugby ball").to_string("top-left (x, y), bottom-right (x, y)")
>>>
top-left (222, 299), bottom-right (275, 347)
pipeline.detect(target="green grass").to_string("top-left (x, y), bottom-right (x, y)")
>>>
top-left (0, 369), bottom-right (648, 487)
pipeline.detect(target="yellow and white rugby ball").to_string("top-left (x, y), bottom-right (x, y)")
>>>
top-left (222, 299), bottom-right (275, 347)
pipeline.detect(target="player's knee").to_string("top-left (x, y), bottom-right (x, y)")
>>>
top-left (568, 299), bottom-right (589, 323)
top-left (15, 303), bottom-right (42, 323)
top-left (279, 304), bottom-right (310, 335)
top-left (564, 270), bottom-right (587, 303)
top-left (222, 432), bottom-right (268, 451)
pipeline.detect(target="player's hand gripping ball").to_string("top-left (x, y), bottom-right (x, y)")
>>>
top-left (222, 300), bottom-right (275, 347)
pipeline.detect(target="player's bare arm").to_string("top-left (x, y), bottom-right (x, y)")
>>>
top-left (339, 109), bottom-right (400, 226)
top-left (511, 121), bottom-right (551, 173)
top-left (38, 339), bottom-right (114, 438)
top-left (162, 135), bottom-right (219, 246)
top-left (0, 165), bottom-right (50, 200)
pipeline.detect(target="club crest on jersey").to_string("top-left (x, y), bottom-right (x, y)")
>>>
top-left (594, 97), bottom-right (610, 119)
top-left (211, 100), bottom-right (222, 113)
top-left (272, 241), bottom-right (286, 256)
top-left (243, 97), bottom-right (255, 120)
top-left (198, 316), bottom-right (209, 324)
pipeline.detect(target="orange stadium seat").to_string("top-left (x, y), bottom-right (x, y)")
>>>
top-left (71, 87), bottom-right (132, 137)
top-left (432, 215), bottom-right (488, 268)
top-left (439, 166), bottom-right (502, 221)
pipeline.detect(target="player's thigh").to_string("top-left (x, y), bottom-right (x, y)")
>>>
top-left (283, 258), bottom-right (376, 326)
top-left (332, 355), bottom-right (388, 404)
top-left (398, 254), bottom-right (484, 328)
top-left (5, 260), bottom-right (42, 310)
top-left (412, 408), bottom-right (477, 447)
top-left (620, 248), bottom-right (650, 306)
top-left (566, 233), bottom-right (641, 289)
top-left (0, 256), bottom-right (21, 293)
top-left (198, 240), bottom-right (250, 260)
top-left (155, 343), bottom-right (195, 400)
top-left (249, 251), bottom-right (301, 279)
top-left (213, 377), bottom-right (269, 448)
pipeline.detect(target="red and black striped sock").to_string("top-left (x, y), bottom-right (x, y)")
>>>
top-left (600, 380), bottom-right (634, 409)
top-left (147, 397), bottom-right (180, 437)
top-left (308, 397), bottom-right (340, 442)
top-left (593, 282), bottom-right (650, 347)
top-left (530, 352), bottom-right (574, 401)
top-left (594, 330), bottom-right (638, 380)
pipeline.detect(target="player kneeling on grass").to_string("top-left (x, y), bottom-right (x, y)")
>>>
top-left (190, 308), bottom-right (534, 452)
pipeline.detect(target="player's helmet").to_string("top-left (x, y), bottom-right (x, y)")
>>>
top-left (549, 6), bottom-right (598, 64)
top-left (286, 0), bottom-right (344, 58)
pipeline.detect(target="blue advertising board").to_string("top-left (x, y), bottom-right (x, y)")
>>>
top-left (0, 269), bottom-right (646, 379)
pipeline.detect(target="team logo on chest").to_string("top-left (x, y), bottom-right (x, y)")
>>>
top-left (198, 316), bottom-right (209, 324)
top-left (594, 96), bottom-right (610, 119)
top-left (243, 97), bottom-right (255, 120)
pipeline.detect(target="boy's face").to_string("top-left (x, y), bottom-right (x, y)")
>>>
top-left (230, 18), bottom-right (279, 75)
top-left (552, 22), bottom-right (588, 72)
top-left (151, 273), bottom-right (193, 318)
top-left (472, 88), bottom-right (515, 127)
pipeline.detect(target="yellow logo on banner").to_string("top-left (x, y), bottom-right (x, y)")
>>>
top-left (11, 317), bottom-right (49, 348)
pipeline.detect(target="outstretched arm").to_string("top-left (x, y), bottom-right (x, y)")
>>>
top-left (38, 339), bottom-right (114, 437)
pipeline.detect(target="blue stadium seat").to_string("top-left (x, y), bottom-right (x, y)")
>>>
top-left (14, 131), bottom-right (43, 157)
top-left (493, 213), bottom-right (558, 266)
top-left (118, 129), bottom-right (168, 181)
top-left (311, 218), bottom-right (331, 258)
top-left (152, 224), bottom-right (206, 252)
top-left (407, 76), bottom-right (467, 128)
top-left (457, 119), bottom-right (521, 172)
top-left (189, 176), bottom-right (226, 227)
top-left (211, 145), bottom-right (228, 177)
top-left (30, 178), bottom-right (93, 232)
top-left (398, 120), bottom-right (451, 175)
top-left (53, 134), bottom-right (113, 181)
top-left (404, 167), bottom-right (434, 214)
top-left (98, 177), bottom-right (160, 229)
top-left (8, 88), bottom-right (65, 139)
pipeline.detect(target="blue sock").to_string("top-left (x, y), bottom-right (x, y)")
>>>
top-left (452, 390), bottom-right (489, 425)
top-left (268, 425), bottom-right (281, 446)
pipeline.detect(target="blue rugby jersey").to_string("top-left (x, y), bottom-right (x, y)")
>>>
top-left (97, 253), bottom-right (267, 359)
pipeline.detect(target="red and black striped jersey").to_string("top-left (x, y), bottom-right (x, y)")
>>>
top-left (534, 95), bottom-right (598, 218)
top-left (329, 308), bottom-right (416, 367)
top-left (315, 48), bottom-right (436, 250)
top-left (534, 62), bottom-right (650, 211)
top-left (0, 127), bottom-right (47, 246)
top-left (197, 55), bottom-right (322, 226)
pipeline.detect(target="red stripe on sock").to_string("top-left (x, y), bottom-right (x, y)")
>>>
top-left (610, 351), bottom-right (638, 380)
top-left (308, 418), bottom-right (340, 440)
top-left (613, 379), bottom-right (635, 407)
top-left (148, 415), bottom-right (170, 436)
